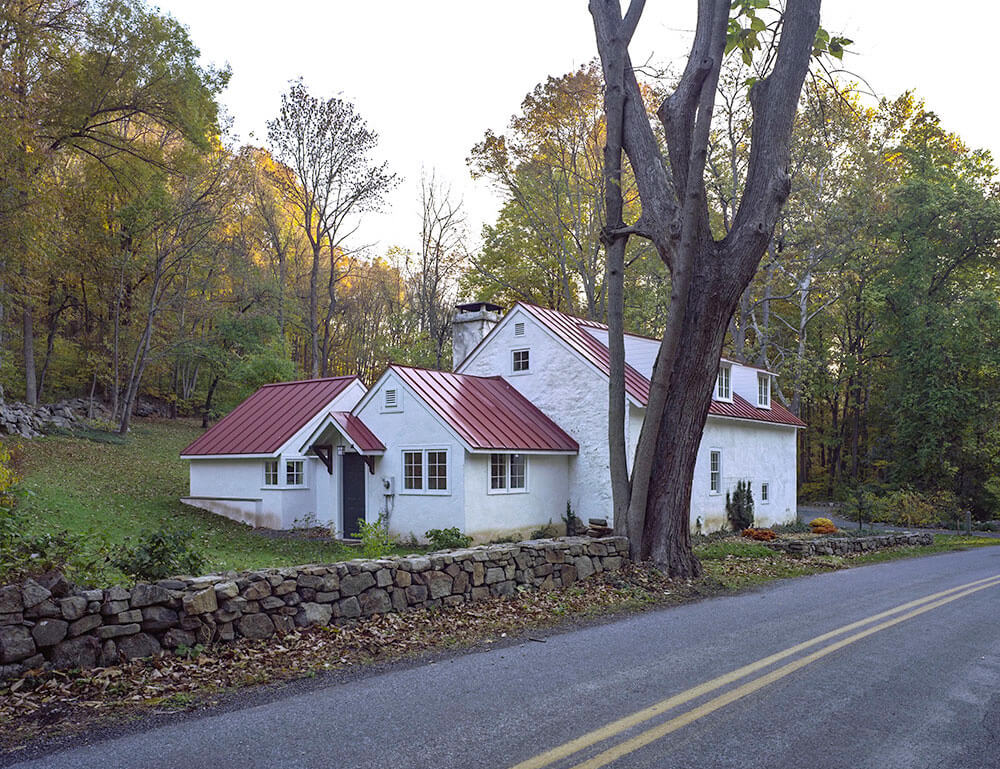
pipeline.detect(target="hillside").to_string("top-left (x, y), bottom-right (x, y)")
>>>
top-left (5, 420), bottom-right (375, 582)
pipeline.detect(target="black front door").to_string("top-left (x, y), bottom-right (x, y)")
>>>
top-left (341, 453), bottom-right (366, 539)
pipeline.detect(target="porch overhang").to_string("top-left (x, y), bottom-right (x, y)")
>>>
top-left (298, 411), bottom-right (386, 459)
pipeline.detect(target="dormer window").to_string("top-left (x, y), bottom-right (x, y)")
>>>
top-left (512, 349), bottom-right (530, 373)
top-left (757, 373), bottom-right (771, 408)
top-left (716, 364), bottom-right (732, 400)
top-left (383, 387), bottom-right (400, 411)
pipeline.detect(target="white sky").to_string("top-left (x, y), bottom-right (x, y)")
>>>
top-left (156, 1), bottom-right (998, 255)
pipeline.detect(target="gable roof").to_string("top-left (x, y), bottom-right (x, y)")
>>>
top-left (182, 376), bottom-right (361, 457)
top-left (513, 302), bottom-right (805, 428)
top-left (388, 365), bottom-right (578, 453)
top-left (330, 411), bottom-right (385, 454)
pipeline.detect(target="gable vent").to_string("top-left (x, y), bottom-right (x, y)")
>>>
top-left (514, 321), bottom-right (525, 337)
top-left (384, 389), bottom-right (398, 409)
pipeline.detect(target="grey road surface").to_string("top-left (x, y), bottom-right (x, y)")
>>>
top-left (6, 546), bottom-right (1000, 769)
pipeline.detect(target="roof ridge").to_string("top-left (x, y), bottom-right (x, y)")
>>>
top-left (259, 375), bottom-right (357, 388)
top-left (515, 301), bottom-right (663, 342)
top-left (389, 362), bottom-right (496, 380)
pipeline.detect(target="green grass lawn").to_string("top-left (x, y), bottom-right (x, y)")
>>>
top-left (5, 419), bottom-right (422, 582)
top-left (695, 534), bottom-right (1000, 589)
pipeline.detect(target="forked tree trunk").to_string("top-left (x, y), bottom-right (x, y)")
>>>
top-left (592, 0), bottom-right (820, 576)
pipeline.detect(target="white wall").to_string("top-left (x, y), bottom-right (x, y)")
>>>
top-left (691, 417), bottom-right (798, 531)
top-left (463, 453), bottom-right (571, 541)
top-left (356, 371), bottom-right (467, 541)
top-left (730, 363), bottom-right (767, 406)
top-left (185, 456), bottom-right (326, 529)
top-left (459, 305), bottom-right (616, 524)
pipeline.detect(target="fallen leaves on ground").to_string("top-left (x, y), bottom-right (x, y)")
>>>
top-left (0, 541), bottom-right (950, 753)
top-left (0, 563), bottom-right (702, 752)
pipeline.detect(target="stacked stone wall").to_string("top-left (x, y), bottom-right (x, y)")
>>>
top-left (0, 536), bottom-right (627, 679)
top-left (764, 532), bottom-right (933, 556)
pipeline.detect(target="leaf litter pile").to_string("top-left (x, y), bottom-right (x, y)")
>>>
top-left (0, 542), bottom-right (942, 753)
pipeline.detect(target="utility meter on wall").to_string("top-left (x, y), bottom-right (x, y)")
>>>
top-left (382, 476), bottom-right (395, 495)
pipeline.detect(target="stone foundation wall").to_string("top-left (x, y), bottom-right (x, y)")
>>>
top-left (764, 532), bottom-right (933, 556)
top-left (0, 536), bottom-right (628, 679)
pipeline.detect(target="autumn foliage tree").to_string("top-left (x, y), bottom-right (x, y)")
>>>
top-left (266, 81), bottom-right (397, 378)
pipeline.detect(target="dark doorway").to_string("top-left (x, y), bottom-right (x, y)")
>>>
top-left (342, 453), bottom-right (367, 539)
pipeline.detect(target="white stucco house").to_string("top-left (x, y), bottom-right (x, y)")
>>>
top-left (182, 301), bottom-right (804, 540)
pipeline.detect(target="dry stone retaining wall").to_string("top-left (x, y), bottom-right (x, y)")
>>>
top-left (764, 532), bottom-right (933, 556)
top-left (0, 536), bottom-right (628, 679)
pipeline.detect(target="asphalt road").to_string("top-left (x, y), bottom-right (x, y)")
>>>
top-left (8, 547), bottom-right (1000, 769)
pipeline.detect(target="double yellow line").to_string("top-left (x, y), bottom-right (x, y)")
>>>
top-left (511, 573), bottom-right (1000, 769)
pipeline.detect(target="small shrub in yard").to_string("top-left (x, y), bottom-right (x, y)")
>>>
top-left (809, 517), bottom-right (837, 535)
top-left (111, 525), bottom-right (206, 580)
top-left (425, 527), bottom-right (473, 550)
top-left (741, 527), bottom-right (777, 541)
top-left (358, 513), bottom-right (394, 559)
top-left (773, 519), bottom-right (810, 534)
top-left (726, 480), bottom-right (755, 531)
top-left (530, 519), bottom-right (560, 539)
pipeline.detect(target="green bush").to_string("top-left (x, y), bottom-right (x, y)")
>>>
top-left (111, 525), bottom-right (206, 580)
top-left (425, 527), bottom-right (473, 550)
top-left (772, 519), bottom-right (811, 534)
top-left (844, 486), bottom-right (961, 528)
top-left (726, 480), bottom-right (755, 531)
top-left (358, 513), bottom-right (394, 559)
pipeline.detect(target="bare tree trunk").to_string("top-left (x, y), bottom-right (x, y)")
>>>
top-left (87, 367), bottom-right (98, 419)
top-left (309, 245), bottom-right (320, 378)
top-left (111, 256), bottom-right (127, 419)
top-left (591, 0), bottom-right (642, 533)
top-left (36, 281), bottom-right (67, 403)
top-left (21, 267), bottom-right (36, 405)
top-left (202, 375), bottom-right (218, 428)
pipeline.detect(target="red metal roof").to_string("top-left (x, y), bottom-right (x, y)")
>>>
top-left (516, 302), bottom-right (805, 428)
top-left (518, 303), bottom-right (652, 405)
top-left (389, 365), bottom-right (578, 452)
top-left (330, 411), bottom-right (385, 453)
top-left (181, 377), bottom-right (360, 456)
top-left (709, 394), bottom-right (806, 428)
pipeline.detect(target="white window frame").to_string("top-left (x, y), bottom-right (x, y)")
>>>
top-left (285, 459), bottom-right (305, 487)
top-left (399, 447), bottom-right (450, 496)
top-left (263, 460), bottom-right (279, 487)
top-left (716, 364), bottom-right (732, 401)
top-left (761, 481), bottom-right (770, 504)
top-left (511, 348), bottom-right (531, 375)
top-left (487, 453), bottom-right (529, 495)
top-left (757, 372), bottom-right (771, 408)
top-left (709, 449), bottom-right (721, 495)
